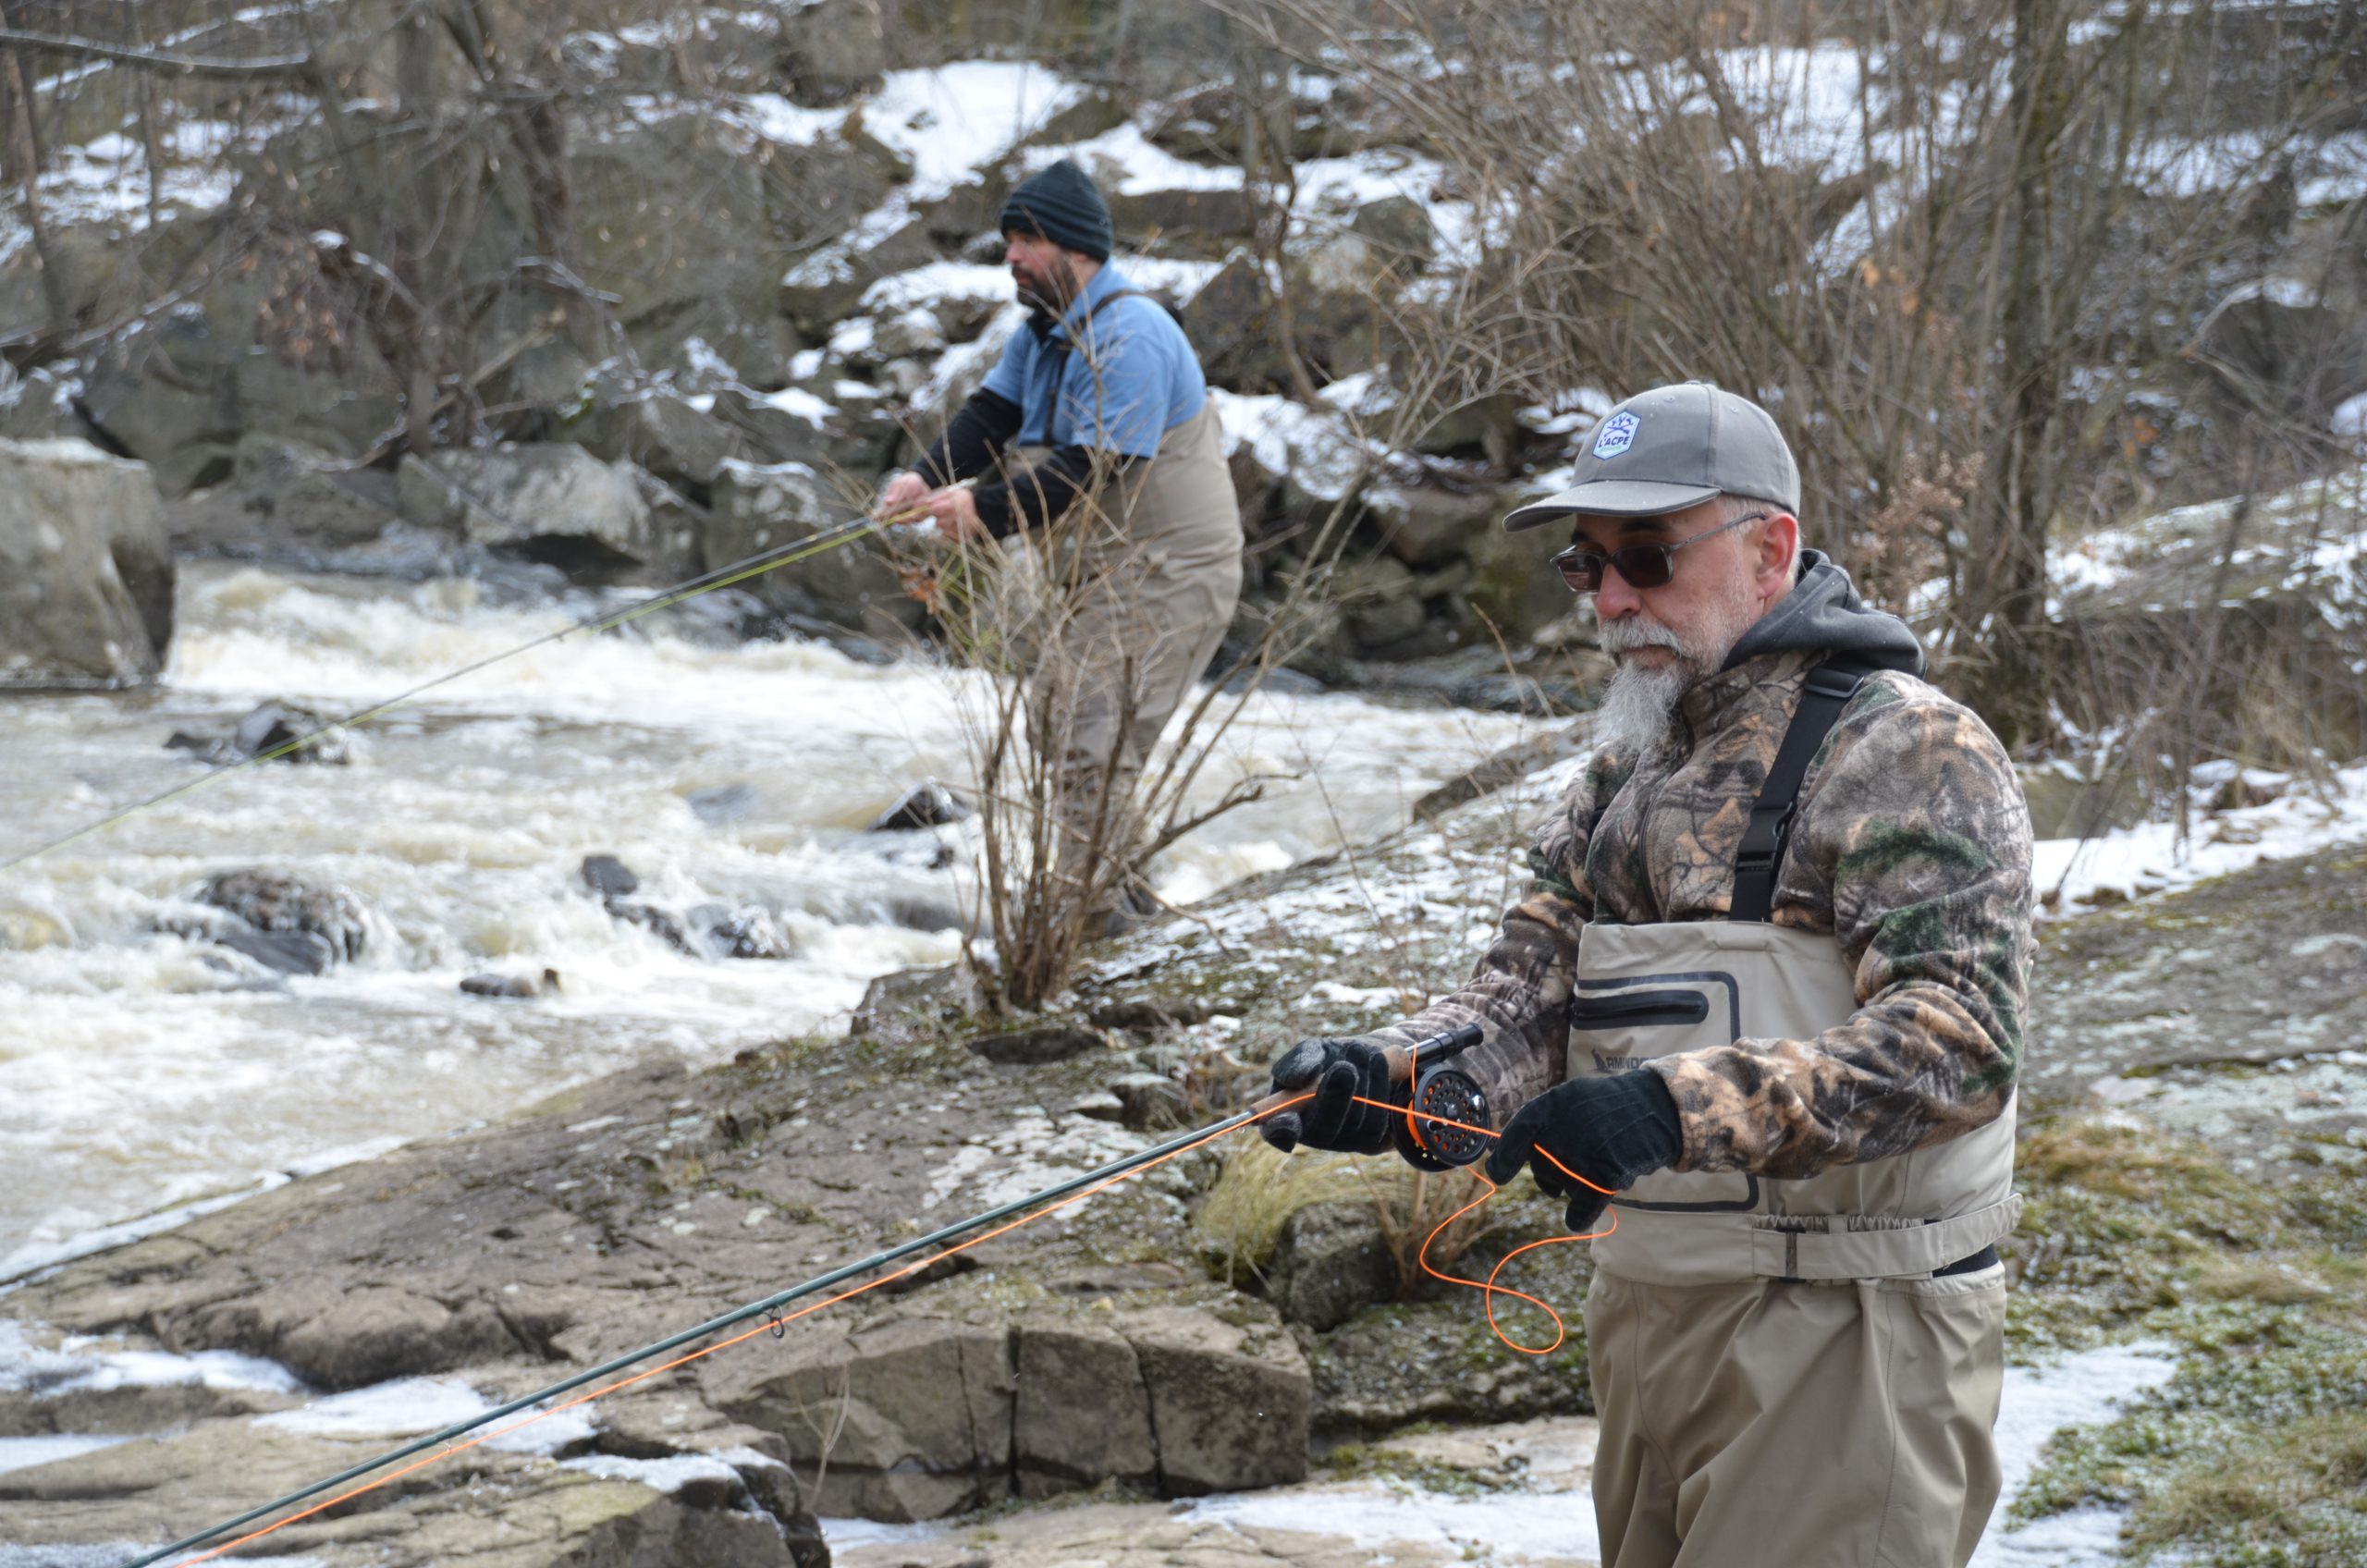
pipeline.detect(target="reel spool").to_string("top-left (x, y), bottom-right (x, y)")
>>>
top-left (1407, 1065), bottom-right (1491, 1167)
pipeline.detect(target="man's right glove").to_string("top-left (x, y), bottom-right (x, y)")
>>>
top-left (1259, 1037), bottom-right (1402, 1155)
top-left (1481, 1070), bottom-right (1686, 1233)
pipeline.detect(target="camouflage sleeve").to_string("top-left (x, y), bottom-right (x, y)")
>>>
top-left (1651, 684), bottom-right (2034, 1179)
top-left (1367, 746), bottom-right (1628, 1122)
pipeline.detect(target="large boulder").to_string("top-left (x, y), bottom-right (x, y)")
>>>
top-left (704, 1313), bottom-right (1014, 1522)
top-left (75, 249), bottom-right (406, 497)
top-left (705, 458), bottom-right (926, 639)
top-left (1012, 1316), bottom-right (1157, 1499)
top-left (776, 0), bottom-right (888, 104)
top-left (1367, 476), bottom-right (1499, 569)
top-left (396, 443), bottom-right (663, 578)
top-left (570, 111), bottom-right (835, 382)
top-left (166, 436), bottom-right (405, 559)
top-left (1114, 1305), bottom-right (1310, 1496)
top-left (562, 370), bottom-right (747, 491)
top-left (703, 1305), bottom-right (1309, 1521)
top-left (778, 217), bottom-right (941, 341)
top-left (0, 437), bottom-right (174, 689)
top-left (1181, 251), bottom-right (1381, 394)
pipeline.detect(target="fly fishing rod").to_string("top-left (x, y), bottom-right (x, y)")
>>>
top-left (119, 1021), bottom-right (1484, 1568)
top-left (2, 486), bottom-right (970, 875)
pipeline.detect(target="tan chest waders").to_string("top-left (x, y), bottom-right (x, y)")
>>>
top-left (1574, 659), bottom-right (2016, 1568)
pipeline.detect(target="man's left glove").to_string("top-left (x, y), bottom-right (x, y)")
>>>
top-left (1260, 1037), bottom-right (1402, 1155)
top-left (1482, 1070), bottom-right (1686, 1233)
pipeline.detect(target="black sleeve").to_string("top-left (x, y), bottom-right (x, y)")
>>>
top-left (916, 388), bottom-right (1023, 486)
top-left (971, 446), bottom-right (1139, 538)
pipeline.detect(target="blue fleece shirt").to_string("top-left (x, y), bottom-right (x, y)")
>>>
top-left (979, 263), bottom-right (1207, 459)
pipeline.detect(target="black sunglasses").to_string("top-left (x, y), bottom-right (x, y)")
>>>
top-left (1550, 512), bottom-right (1768, 594)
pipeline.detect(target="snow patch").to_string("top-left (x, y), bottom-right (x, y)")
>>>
top-left (563, 1451), bottom-right (746, 1492)
top-left (256, 1376), bottom-right (596, 1454)
top-left (2034, 761), bottom-right (2367, 913)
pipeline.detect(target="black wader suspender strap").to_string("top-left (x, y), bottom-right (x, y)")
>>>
top-left (1035, 288), bottom-right (1147, 427)
top-left (1730, 658), bottom-right (1876, 923)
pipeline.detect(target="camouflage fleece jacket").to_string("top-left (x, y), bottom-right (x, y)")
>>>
top-left (1377, 551), bottom-right (2035, 1180)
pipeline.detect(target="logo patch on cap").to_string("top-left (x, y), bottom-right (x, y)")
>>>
top-left (1592, 410), bottom-right (1639, 459)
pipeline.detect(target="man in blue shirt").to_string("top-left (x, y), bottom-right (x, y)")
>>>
top-left (876, 160), bottom-right (1243, 928)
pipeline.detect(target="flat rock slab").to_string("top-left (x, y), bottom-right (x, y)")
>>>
top-left (828, 1414), bottom-right (1602, 1568)
top-left (2027, 838), bottom-right (2367, 1173)
top-left (0, 1408), bottom-right (819, 1568)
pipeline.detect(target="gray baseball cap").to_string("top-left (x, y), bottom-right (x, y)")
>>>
top-left (1504, 382), bottom-right (1801, 531)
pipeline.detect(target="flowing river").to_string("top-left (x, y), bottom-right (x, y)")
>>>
top-left (0, 561), bottom-right (1532, 1279)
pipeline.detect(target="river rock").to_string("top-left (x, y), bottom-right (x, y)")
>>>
top-left (198, 870), bottom-right (370, 963)
top-left (687, 782), bottom-right (759, 825)
top-left (607, 900), bottom-right (701, 955)
top-left (396, 444), bottom-right (660, 579)
top-left (1091, 998), bottom-right (1216, 1033)
top-left (216, 926), bottom-right (338, 977)
top-left (1104, 183), bottom-right (1258, 260)
top-left (700, 905), bottom-right (797, 960)
top-left (167, 699), bottom-right (352, 766)
top-left (461, 968), bottom-right (562, 998)
top-left (870, 780), bottom-right (969, 830)
top-left (165, 1280), bottom-right (515, 1390)
top-left (0, 437), bottom-right (175, 689)
top-left (568, 112), bottom-right (819, 383)
top-left (1122, 1304), bottom-right (1311, 1495)
top-left (1350, 194), bottom-right (1439, 264)
top-left (1105, 1071), bottom-right (1190, 1132)
top-left (579, 854), bottom-right (641, 900)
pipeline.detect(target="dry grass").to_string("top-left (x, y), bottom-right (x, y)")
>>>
top-left (1193, 1138), bottom-right (1509, 1295)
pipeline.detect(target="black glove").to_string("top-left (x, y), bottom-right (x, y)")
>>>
top-left (1482, 1070), bottom-right (1685, 1233)
top-left (1260, 1037), bottom-right (1403, 1155)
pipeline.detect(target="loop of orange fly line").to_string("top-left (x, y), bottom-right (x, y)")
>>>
top-left (1348, 1089), bottom-right (1613, 1358)
top-left (161, 1093), bottom-right (1311, 1567)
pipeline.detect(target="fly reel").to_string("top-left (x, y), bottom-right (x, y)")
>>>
top-left (1407, 1064), bottom-right (1491, 1167)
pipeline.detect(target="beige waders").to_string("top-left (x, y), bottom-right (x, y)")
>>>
top-left (1570, 909), bottom-right (2019, 1567)
top-left (1010, 401), bottom-right (1242, 902)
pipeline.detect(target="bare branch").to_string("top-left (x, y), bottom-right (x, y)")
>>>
top-left (0, 27), bottom-right (315, 81)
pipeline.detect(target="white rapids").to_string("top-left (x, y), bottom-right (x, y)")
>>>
top-left (0, 561), bottom-right (1533, 1277)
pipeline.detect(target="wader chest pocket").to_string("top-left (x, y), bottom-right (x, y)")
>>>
top-left (1569, 990), bottom-right (1711, 1029)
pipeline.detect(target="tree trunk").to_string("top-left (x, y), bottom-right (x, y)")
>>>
top-left (0, 29), bottom-right (71, 330)
top-left (1970, 0), bottom-right (2069, 744)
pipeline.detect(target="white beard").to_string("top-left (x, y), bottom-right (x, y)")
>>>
top-left (1594, 656), bottom-right (1693, 753)
top-left (1593, 576), bottom-right (1768, 753)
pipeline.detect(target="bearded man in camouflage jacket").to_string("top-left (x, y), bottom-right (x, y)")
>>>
top-left (1266, 383), bottom-right (2034, 1568)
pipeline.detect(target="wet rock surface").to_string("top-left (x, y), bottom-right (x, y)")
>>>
top-left (196, 868), bottom-right (372, 964)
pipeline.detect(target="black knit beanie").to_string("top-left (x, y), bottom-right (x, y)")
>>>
top-left (1000, 159), bottom-right (1114, 263)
